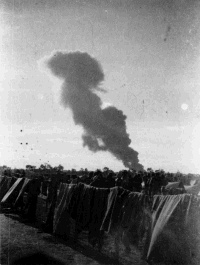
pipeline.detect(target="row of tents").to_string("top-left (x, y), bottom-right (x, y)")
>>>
top-left (0, 175), bottom-right (200, 265)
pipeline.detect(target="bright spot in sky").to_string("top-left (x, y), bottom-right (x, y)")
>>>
top-left (38, 94), bottom-right (44, 100)
top-left (181, 103), bottom-right (189, 111)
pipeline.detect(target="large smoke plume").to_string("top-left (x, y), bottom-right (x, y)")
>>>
top-left (46, 51), bottom-right (143, 170)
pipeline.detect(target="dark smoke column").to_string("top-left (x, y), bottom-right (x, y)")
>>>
top-left (45, 51), bottom-right (143, 171)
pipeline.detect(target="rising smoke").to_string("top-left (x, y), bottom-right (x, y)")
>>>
top-left (45, 51), bottom-right (143, 170)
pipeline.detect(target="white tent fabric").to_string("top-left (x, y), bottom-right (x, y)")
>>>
top-left (1, 178), bottom-right (25, 207)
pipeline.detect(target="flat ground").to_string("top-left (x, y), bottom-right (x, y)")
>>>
top-left (0, 213), bottom-right (149, 265)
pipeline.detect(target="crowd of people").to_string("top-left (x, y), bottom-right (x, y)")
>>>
top-left (39, 168), bottom-right (194, 198)
top-left (2, 166), bottom-right (196, 199)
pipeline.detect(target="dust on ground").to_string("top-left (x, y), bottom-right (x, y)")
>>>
top-left (0, 213), bottom-right (148, 265)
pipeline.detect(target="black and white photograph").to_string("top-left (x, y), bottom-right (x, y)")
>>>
top-left (0, 0), bottom-right (200, 264)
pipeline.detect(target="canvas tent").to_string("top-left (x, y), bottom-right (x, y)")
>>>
top-left (146, 194), bottom-right (200, 264)
top-left (14, 178), bottom-right (31, 208)
top-left (1, 177), bottom-right (200, 265)
top-left (0, 176), bottom-right (17, 202)
top-left (1, 178), bottom-right (25, 208)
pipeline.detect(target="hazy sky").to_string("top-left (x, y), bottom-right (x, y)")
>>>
top-left (1, 0), bottom-right (200, 173)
